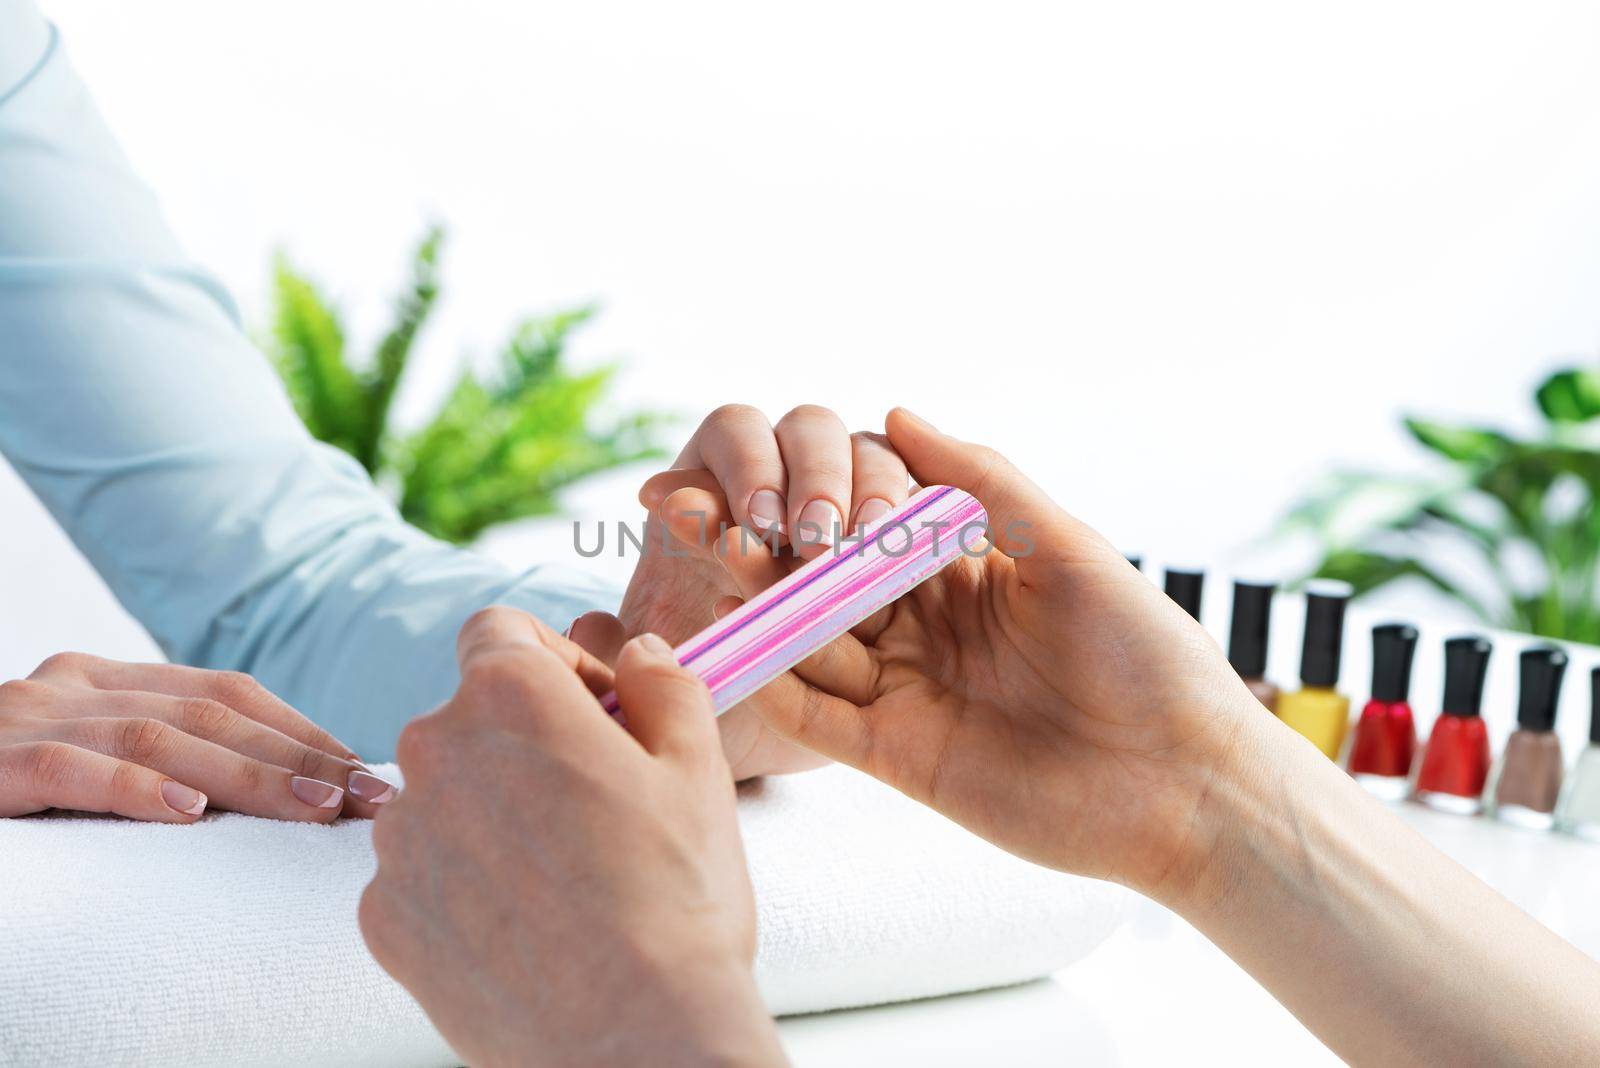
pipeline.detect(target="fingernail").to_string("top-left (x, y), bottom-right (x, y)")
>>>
top-left (290, 776), bottom-right (345, 809)
top-left (797, 499), bottom-right (843, 546)
top-left (563, 618), bottom-right (576, 639)
top-left (854, 498), bottom-right (893, 530)
top-left (346, 771), bottom-right (397, 804)
top-left (896, 407), bottom-right (937, 433)
top-left (636, 632), bottom-right (673, 657)
top-left (748, 489), bottom-right (787, 534)
top-left (161, 780), bottom-right (207, 816)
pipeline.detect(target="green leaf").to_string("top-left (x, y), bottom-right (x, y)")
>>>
top-left (359, 224), bottom-right (444, 472)
top-left (267, 254), bottom-right (366, 459)
top-left (1535, 367), bottom-right (1600, 424)
top-left (1403, 418), bottom-right (1510, 465)
top-left (1310, 549), bottom-right (1494, 624)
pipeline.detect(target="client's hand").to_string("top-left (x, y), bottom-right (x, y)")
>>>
top-left (657, 408), bottom-right (1253, 905)
top-left (360, 607), bottom-right (783, 1068)
top-left (0, 653), bottom-right (394, 822)
top-left (584, 403), bottom-right (911, 780)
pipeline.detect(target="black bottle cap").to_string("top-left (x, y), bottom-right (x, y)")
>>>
top-left (1369, 623), bottom-right (1419, 703)
top-left (1299, 590), bottom-right (1347, 687)
top-left (1440, 635), bottom-right (1492, 717)
top-left (1228, 581), bottom-right (1275, 677)
top-left (1515, 646), bottom-right (1568, 732)
top-left (1589, 667), bottom-right (1600, 745)
top-left (1164, 569), bottom-right (1203, 621)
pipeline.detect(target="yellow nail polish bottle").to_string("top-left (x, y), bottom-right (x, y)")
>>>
top-left (1277, 590), bottom-right (1351, 759)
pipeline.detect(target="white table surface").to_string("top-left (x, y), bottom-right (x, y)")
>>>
top-left (776, 598), bottom-right (1600, 1065)
top-left (778, 791), bottom-right (1600, 1066)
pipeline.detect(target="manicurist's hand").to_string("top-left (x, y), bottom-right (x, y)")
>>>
top-left (0, 653), bottom-right (394, 822)
top-left (666, 409), bottom-right (1600, 1066)
top-left (360, 607), bottom-right (784, 1068)
top-left (583, 403), bottom-right (912, 780)
top-left (656, 407), bottom-right (1245, 899)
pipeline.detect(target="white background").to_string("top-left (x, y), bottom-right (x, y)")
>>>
top-left (5, 0), bottom-right (1600, 678)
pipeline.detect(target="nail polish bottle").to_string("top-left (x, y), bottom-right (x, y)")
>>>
top-left (1275, 590), bottom-right (1350, 759)
top-left (1555, 668), bottom-right (1600, 842)
top-left (1348, 623), bottom-right (1419, 800)
top-left (1486, 646), bottom-right (1568, 830)
top-left (1164, 569), bottom-right (1203, 621)
top-left (1413, 636), bottom-right (1493, 815)
top-left (1228, 581), bottom-right (1278, 711)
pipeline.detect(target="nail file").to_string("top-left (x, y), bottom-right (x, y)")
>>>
top-left (600, 485), bottom-right (987, 718)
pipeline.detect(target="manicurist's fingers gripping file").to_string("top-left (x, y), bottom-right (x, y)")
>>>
top-left (601, 485), bottom-right (987, 716)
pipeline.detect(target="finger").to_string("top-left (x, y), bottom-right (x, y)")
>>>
top-left (0, 741), bottom-right (209, 822)
top-left (774, 405), bottom-right (853, 559)
top-left (90, 691), bottom-right (395, 815)
top-left (660, 486), bottom-right (740, 560)
top-left (683, 404), bottom-right (788, 537)
top-left (740, 669), bottom-right (874, 770)
top-left (65, 717), bottom-right (348, 822)
top-left (457, 606), bottom-right (615, 695)
top-left (639, 468), bottom-right (721, 512)
top-left (612, 634), bottom-right (721, 761)
top-left (567, 611), bottom-right (628, 669)
top-left (847, 431), bottom-right (910, 531)
top-left (884, 407), bottom-right (1082, 562)
top-left (66, 657), bottom-right (360, 762)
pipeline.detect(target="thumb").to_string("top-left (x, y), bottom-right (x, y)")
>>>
top-left (613, 634), bottom-right (720, 759)
top-left (885, 407), bottom-right (1073, 559)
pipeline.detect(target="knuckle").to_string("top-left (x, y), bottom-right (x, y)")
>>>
top-left (19, 741), bottom-right (77, 791)
top-left (33, 651), bottom-right (90, 678)
top-left (291, 744), bottom-right (333, 779)
top-left (211, 670), bottom-right (264, 707)
top-left (394, 716), bottom-right (440, 775)
top-left (459, 651), bottom-right (541, 709)
top-left (707, 403), bottom-right (766, 431)
top-left (782, 403), bottom-right (844, 428)
top-left (118, 718), bottom-right (171, 764)
top-left (108, 758), bottom-right (144, 800)
top-left (0, 678), bottom-right (48, 709)
top-left (177, 697), bottom-right (236, 739)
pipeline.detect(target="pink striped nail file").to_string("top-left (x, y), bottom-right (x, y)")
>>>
top-left (600, 485), bottom-right (987, 718)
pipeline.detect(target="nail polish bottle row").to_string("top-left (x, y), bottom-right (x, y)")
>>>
top-left (1148, 564), bottom-right (1600, 842)
top-left (1555, 669), bottom-right (1600, 840)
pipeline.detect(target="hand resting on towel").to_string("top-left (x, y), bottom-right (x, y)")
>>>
top-left (0, 653), bottom-right (394, 822)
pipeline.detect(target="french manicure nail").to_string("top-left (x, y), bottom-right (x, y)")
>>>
top-left (636, 632), bottom-right (673, 656)
top-left (748, 490), bottom-right (787, 534)
top-left (161, 780), bottom-right (207, 816)
top-left (346, 771), bottom-right (397, 804)
top-left (854, 498), bottom-right (893, 530)
top-left (797, 499), bottom-right (842, 546)
top-left (290, 776), bottom-right (344, 809)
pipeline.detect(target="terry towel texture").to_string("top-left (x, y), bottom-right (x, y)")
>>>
top-left (0, 764), bottom-right (1132, 1066)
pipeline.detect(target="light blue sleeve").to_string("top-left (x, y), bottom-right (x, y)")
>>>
top-left (0, 5), bottom-right (621, 760)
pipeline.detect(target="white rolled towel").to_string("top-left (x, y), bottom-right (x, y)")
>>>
top-left (0, 764), bottom-right (1132, 1066)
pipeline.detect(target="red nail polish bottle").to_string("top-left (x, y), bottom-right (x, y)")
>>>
top-left (1414, 635), bottom-right (1494, 815)
top-left (1348, 623), bottom-right (1419, 800)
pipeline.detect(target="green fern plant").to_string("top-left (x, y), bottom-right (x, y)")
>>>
top-left (266, 225), bottom-right (668, 544)
top-left (1282, 365), bottom-right (1600, 642)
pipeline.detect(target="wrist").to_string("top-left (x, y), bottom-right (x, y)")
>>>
top-left (1138, 693), bottom-right (1302, 917)
top-left (640, 950), bottom-right (786, 1067)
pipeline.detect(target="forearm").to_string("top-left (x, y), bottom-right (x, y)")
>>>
top-left (0, 9), bottom-right (618, 758)
top-left (1173, 706), bottom-right (1600, 1065)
